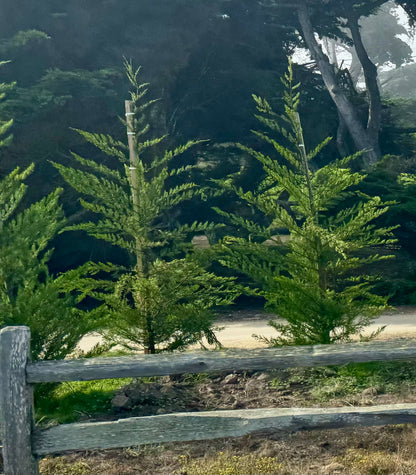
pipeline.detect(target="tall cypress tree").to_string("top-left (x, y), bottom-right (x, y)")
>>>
top-left (54, 64), bottom-right (237, 353)
top-left (216, 60), bottom-right (396, 346)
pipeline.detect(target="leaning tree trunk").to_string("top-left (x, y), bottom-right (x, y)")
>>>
top-left (297, 2), bottom-right (380, 168)
top-left (349, 48), bottom-right (363, 87)
top-left (346, 12), bottom-right (382, 159)
top-left (336, 111), bottom-right (350, 157)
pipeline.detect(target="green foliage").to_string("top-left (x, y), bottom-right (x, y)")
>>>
top-left (0, 60), bottom-right (14, 147)
top-left (270, 360), bottom-right (416, 403)
top-left (55, 64), bottom-right (238, 353)
top-left (1, 67), bottom-right (121, 120)
top-left (0, 30), bottom-right (50, 53)
top-left (216, 60), bottom-right (396, 346)
top-left (0, 171), bottom-right (92, 360)
top-left (36, 378), bottom-right (131, 424)
top-left (399, 172), bottom-right (416, 187)
top-left (0, 65), bottom-right (93, 360)
top-left (100, 258), bottom-right (234, 352)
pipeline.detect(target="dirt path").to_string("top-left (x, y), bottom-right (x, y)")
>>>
top-left (212, 306), bottom-right (416, 348)
top-left (78, 306), bottom-right (416, 351)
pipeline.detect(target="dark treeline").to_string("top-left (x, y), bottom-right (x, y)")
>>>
top-left (1, 0), bottom-right (416, 303)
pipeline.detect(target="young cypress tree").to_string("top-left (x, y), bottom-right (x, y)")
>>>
top-left (0, 64), bottom-right (91, 360)
top-left (54, 63), bottom-right (237, 353)
top-left (216, 60), bottom-right (396, 346)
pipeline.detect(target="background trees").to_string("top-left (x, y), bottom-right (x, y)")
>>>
top-left (1, 0), bottom-right (415, 312)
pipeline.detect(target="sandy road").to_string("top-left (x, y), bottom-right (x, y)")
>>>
top-left (212, 306), bottom-right (416, 348)
top-left (78, 306), bottom-right (416, 351)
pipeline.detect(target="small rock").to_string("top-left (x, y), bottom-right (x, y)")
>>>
top-left (111, 393), bottom-right (131, 410)
top-left (245, 378), bottom-right (260, 395)
top-left (223, 374), bottom-right (239, 385)
top-left (322, 462), bottom-right (344, 474)
top-left (362, 387), bottom-right (378, 398)
top-left (231, 400), bottom-right (244, 409)
top-left (256, 373), bottom-right (269, 382)
top-left (160, 385), bottom-right (175, 396)
top-left (199, 384), bottom-right (215, 394)
top-left (259, 447), bottom-right (276, 458)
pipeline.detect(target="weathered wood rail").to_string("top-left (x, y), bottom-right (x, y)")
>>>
top-left (2, 326), bottom-right (416, 474)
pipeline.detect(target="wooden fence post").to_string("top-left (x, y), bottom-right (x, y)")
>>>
top-left (0, 326), bottom-right (39, 475)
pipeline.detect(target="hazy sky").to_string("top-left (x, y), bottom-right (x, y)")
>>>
top-left (294, 5), bottom-right (415, 67)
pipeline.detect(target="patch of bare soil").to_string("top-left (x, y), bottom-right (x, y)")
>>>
top-left (37, 370), bottom-right (416, 475)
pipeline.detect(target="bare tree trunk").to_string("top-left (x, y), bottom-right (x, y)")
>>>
top-left (346, 12), bottom-right (382, 156)
top-left (297, 2), bottom-right (380, 167)
top-left (336, 111), bottom-right (350, 157)
top-left (349, 48), bottom-right (363, 87)
top-left (144, 316), bottom-right (156, 354)
top-left (322, 37), bottom-right (339, 67)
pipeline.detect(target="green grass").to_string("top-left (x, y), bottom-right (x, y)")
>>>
top-left (35, 378), bottom-right (132, 424)
top-left (35, 349), bottom-right (136, 425)
top-left (270, 360), bottom-right (416, 402)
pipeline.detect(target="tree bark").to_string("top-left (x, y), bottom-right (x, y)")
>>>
top-left (346, 12), bottom-right (382, 153)
top-left (349, 47), bottom-right (363, 87)
top-left (297, 1), bottom-right (380, 167)
top-left (336, 110), bottom-right (350, 157)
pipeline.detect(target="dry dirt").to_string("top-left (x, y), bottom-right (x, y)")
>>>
top-left (37, 368), bottom-right (416, 475)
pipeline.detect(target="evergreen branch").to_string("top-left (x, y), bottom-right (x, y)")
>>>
top-left (73, 129), bottom-right (127, 160)
top-left (307, 136), bottom-right (332, 161)
top-left (5, 188), bottom-right (65, 259)
top-left (159, 182), bottom-right (198, 208)
top-left (249, 131), bottom-right (299, 168)
top-left (136, 136), bottom-right (167, 155)
top-left (213, 207), bottom-right (270, 237)
top-left (66, 154), bottom-right (127, 183)
top-left (0, 118), bottom-right (13, 138)
top-left (0, 164), bottom-right (34, 225)
top-left (147, 140), bottom-right (206, 172)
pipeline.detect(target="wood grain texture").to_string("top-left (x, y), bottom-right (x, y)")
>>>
top-left (0, 326), bottom-right (38, 475)
top-left (33, 403), bottom-right (416, 455)
top-left (27, 339), bottom-right (416, 383)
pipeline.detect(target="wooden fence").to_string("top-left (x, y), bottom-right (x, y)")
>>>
top-left (2, 325), bottom-right (416, 474)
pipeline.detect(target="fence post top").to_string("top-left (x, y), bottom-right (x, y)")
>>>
top-left (0, 325), bottom-right (31, 339)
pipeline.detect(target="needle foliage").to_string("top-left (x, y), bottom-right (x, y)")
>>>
top-left (216, 60), bottom-right (396, 346)
top-left (0, 64), bottom-right (91, 360)
top-left (54, 63), bottom-right (237, 353)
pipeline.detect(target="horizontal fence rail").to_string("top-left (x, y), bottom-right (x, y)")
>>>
top-left (2, 325), bottom-right (416, 474)
top-left (33, 404), bottom-right (416, 456)
top-left (26, 339), bottom-right (416, 383)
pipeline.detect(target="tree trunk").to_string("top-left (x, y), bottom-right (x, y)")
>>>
top-left (346, 12), bottom-right (382, 153)
top-left (144, 316), bottom-right (156, 354)
top-left (297, 2), bottom-right (380, 167)
top-left (349, 48), bottom-right (363, 87)
top-left (336, 111), bottom-right (350, 157)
